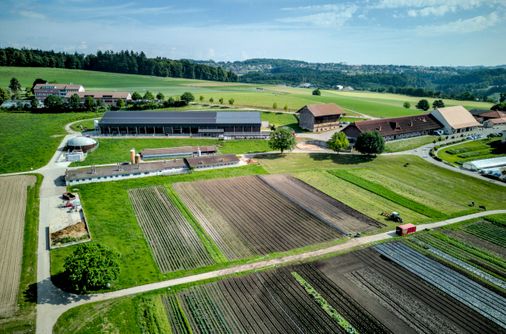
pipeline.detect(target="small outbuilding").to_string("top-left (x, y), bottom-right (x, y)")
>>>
top-left (66, 136), bottom-right (98, 153)
top-left (462, 156), bottom-right (506, 171)
top-left (396, 223), bottom-right (416, 236)
top-left (297, 103), bottom-right (345, 132)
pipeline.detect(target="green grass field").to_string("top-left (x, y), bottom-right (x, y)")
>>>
top-left (1, 66), bottom-right (492, 118)
top-left (70, 138), bottom-right (270, 166)
top-left (384, 135), bottom-right (438, 152)
top-left (437, 138), bottom-right (506, 165)
top-left (0, 112), bottom-right (100, 173)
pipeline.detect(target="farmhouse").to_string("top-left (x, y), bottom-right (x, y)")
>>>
top-left (97, 111), bottom-right (264, 138)
top-left (34, 83), bottom-right (84, 101)
top-left (74, 91), bottom-right (132, 106)
top-left (476, 110), bottom-right (506, 127)
top-left (65, 159), bottom-right (187, 185)
top-left (297, 103), bottom-right (345, 132)
top-left (431, 106), bottom-right (481, 134)
top-left (342, 113), bottom-right (442, 142)
top-left (140, 146), bottom-right (217, 159)
top-left (185, 154), bottom-right (240, 170)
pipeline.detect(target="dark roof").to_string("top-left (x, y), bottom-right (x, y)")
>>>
top-left (479, 110), bottom-right (506, 119)
top-left (469, 109), bottom-right (491, 116)
top-left (99, 111), bottom-right (261, 126)
top-left (345, 113), bottom-right (442, 137)
top-left (299, 104), bottom-right (345, 117)
top-left (65, 160), bottom-right (186, 181)
top-left (185, 154), bottom-right (239, 168)
top-left (140, 146), bottom-right (217, 157)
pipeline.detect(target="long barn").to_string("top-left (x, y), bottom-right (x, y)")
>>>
top-left (98, 111), bottom-right (264, 138)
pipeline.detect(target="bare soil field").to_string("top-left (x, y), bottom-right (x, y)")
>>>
top-left (129, 186), bottom-right (214, 272)
top-left (173, 175), bottom-right (363, 259)
top-left (0, 175), bottom-right (36, 317)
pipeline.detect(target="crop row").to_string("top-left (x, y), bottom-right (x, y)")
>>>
top-left (375, 242), bottom-right (506, 328)
top-left (464, 222), bottom-right (506, 248)
top-left (173, 176), bottom-right (342, 259)
top-left (128, 186), bottom-right (214, 272)
top-left (329, 170), bottom-right (446, 219)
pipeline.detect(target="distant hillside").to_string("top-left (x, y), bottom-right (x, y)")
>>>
top-left (194, 59), bottom-right (506, 101)
top-left (0, 48), bottom-right (237, 83)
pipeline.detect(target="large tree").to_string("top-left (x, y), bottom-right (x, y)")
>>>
top-left (44, 95), bottom-right (64, 110)
top-left (327, 131), bottom-right (350, 152)
top-left (131, 91), bottom-right (142, 100)
top-left (143, 91), bottom-right (155, 100)
top-left (84, 96), bottom-right (96, 111)
top-left (180, 92), bottom-right (195, 103)
top-left (156, 92), bottom-right (165, 101)
top-left (432, 99), bottom-right (445, 109)
top-left (63, 243), bottom-right (120, 292)
top-left (416, 99), bottom-right (430, 111)
top-left (68, 93), bottom-right (81, 110)
top-left (312, 88), bottom-right (321, 96)
top-left (9, 77), bottom-right (22, 95)
top-left (268, 127), bottom-right (296, 154)
top-left (354, 131), bottom-right (385, 155)
top-left (0, 87), bottom-right (10, 104)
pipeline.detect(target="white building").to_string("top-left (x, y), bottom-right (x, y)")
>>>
top-left (462, 156), bottom-right (506, 171)
top-left (431, 106), bottom-right (481, 135)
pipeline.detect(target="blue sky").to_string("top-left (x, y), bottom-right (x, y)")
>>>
top-left (0, 0), bottom-right (505, 65)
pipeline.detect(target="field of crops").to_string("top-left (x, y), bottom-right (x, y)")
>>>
top-left (128, 186), bottom-right (214, 272)
top-left (0, 175), bottom-right (36, 317)
top-left (173, 175), bottom-right (379, 259)
top-left (464, 221), bottom-right (506, 248)
top-left (375, 242), bottom-right (506, 329)
top-left (438, 138), bottom-right (505, 165)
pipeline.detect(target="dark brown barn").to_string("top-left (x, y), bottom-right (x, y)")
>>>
top-left (185, 154), bottom-right (239, 169)
top-left (297, 104), bottom-right (345, 132)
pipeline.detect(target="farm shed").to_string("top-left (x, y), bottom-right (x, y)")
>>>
top-left (140, 146), bottom-right (217, 159)
top-left (97, 111), bottom-right (264, 138)
top-left (342, 113), bottom-right (442, 142)
top-left (66, 136), bottom-right (98, 153)
top-left (431, 106), bottom-right (481, 135)
top-left (185, 154), bottom-right (240, 170)
top-left (65, 159), bottom-right (187, 185)
top-left (297, 103), bottom-right (345, 132)
top-left (396, 223), bottom-right (416, 236)
top-left (462, 156), bottom-right (506, 171)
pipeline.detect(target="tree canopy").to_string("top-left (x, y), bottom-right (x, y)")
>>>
top-left (416, 99), bottom-right (430, 111)
top-left (9, 77), bottom-right (22, 94)
top-left (44, 95), bottom-right (64, 110)
top-left (312, 88), bottom-right (321, 96)
top-left (181, 92), bottom-right (195, 103)
top-left (0, 87), bottom-right (10, 104)
top-left (131, 92), bottom-right (142, 100)
top-left (354, 131), bottom-right (385, 155)
top-left (403, 101), bottom-right (411, 109)
top-left (156, 92), bottom-right (165, 100)
top-left (143, 91), bottom-right (155, 100)
top-left (432, 99), bottom-right (445, 108)
top-left (63, 243), bottom-right (120, 292)
top-left (327, 132), bottom-right (350, 152)
top-left (268, 127), bottom-right (296, 154)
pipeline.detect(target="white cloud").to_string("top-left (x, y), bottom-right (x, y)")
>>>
top-left (418, 11), bottom-right (501, 34)
top-left (376, 0), bottom-right (506, 17)
top-left (278, 4), bottom-right (358, 28)
top-left (18, 10), bottom-right (45, 19)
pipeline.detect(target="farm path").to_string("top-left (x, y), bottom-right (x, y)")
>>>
top-left (39, 208), bottom-right (505, 333)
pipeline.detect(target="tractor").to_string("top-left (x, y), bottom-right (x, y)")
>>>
top-left (381, 211), bottom-right (403, 223)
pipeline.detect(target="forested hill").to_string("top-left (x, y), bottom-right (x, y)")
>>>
top-left (195, 59), bottom-right (506, 101)
top-left (0, 48), bottom-right (237, 82)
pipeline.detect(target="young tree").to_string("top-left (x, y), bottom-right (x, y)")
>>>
top-left (63, 243), bottom-right (120, 292)
top-left (181, 92), bottom-right (195, 103)
top-left (167, 96), bottom-right (175, 105)
top-left (143, 91), bottom-right (155, 100)
top-left (199, 95), bottom-right (204, 102)
top-left (327, 131), bottom-right (349, 152)
top-left (44, 95), bottom-right (64, 110)
top-left (312, 88), bottom-right (321, 96)
top-left (228, 98), bottom-right (235, 105)
top-left (131, 91), bottom-right (142, 100)
top-left (0, 87), bottom-right (10, 104)
top-left (403, 101), bottom-right (411, 109)
top-left (30, 96), bottom-right (39, 109)
top-left (283, 104), bottom-right (288, 111)
top-left (355, 131), bottom-right (385, 155)
top-left (68, 93), bottom-right (81, 110)
top-left (416, 99), bottom-right (430, 111)
top-left (209, 97), bottom-right (214, 103)
top-left (268, 127), bottom-right (296, 154)
top-left (218, 97), bottom-right (223, 104)
top-left (9, 77), bottom-right (22, 94)
top-left (272, 102), bottom-right (278, 109)
top-left (84, 96), bottom-right (96, 111)
top-left (432, 99), bottom-right (445, 109)
top-left (116, 99), bottom-right (126, 109)
top-left (156, 92), bottom-right (165, 101)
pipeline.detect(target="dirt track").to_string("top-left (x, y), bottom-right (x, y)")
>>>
top-left (0, 175), bottom-right (36, 317)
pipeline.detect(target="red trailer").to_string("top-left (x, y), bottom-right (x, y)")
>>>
top-left (396, 223), bottom-right (416, 236)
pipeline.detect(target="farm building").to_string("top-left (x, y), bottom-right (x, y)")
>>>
top-left (185, 154), bottom-right (240, 170)
top-left (297, 103), bottom-right (345, 132)
top-left (66, 136), bottom-right (98, 153)
top-left (342, 113), bottom-right (442, 142)
top-left (97, 111), bottom-right (264, 138)
top-left (74, 91), bottom-right (132, 106)
top-left (65, 159), bottom-right (187, 185)
top-left (462, 156), bottom-right (506, 171)
top-left (140, 146), bottom-right (217, 159)
top-left (431, 106), bottom-right (481, 134)
top-left (475, 110), bottom-right (506, 127)
top-left (34, 83), bottom-right (84, 101)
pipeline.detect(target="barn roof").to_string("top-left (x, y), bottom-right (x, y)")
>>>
top-left (140, 146), bottom-right (217, 157)
top-left (34, 83), bottom-right (83, 90)
top-left (300, 103), bottom-right (345, 117)
top-left (185, 154), bottom-right (239, 168)
top-left (433, 106), bottom-right (481, 129)
top-left (74, 91), bottom-right (131, 99)
top-left (480, 110), bottom-right (506, 119)
top-left (345, 113), bottom-right (442, 137)
top-left (99, 111), bottom-right (261, 125)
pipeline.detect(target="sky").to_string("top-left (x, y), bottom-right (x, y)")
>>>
top-left (0, 0), bottom-right (505, 66)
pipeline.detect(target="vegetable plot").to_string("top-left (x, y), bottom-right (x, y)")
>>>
top-left (128, 186), bottom-right (214, 272)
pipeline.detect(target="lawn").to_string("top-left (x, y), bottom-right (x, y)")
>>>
top-left (69, 119), bottom-right (97, 132)
top-left (384, 135), bottom-right (438, 153)
top-left (1, 66), bottom-right (492, 118)
top-left (437, 138), bottom-right (506, 165)
top-left (50, 164), bottom-right (268, 290)
top-left (70, 138), bottom-right (270, 166)
top-left (0, 112), bottom-right (100, 173)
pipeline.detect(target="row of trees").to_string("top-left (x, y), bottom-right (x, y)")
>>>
top-left (0, 48), bottom-right (238, 82)
top-left (403, 99), bottom-right (446, 111)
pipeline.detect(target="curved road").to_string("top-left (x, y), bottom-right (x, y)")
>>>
top-left (2, 120), bottom-right (500, 333)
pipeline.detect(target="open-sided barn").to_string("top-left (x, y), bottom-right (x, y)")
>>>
top-left (297, 103), bottom-right (345, 132)
top-left (98, 111), bottom-right (264, 138)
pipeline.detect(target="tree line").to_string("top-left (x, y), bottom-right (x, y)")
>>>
top-left (0, 48), bottom-right (238, 82)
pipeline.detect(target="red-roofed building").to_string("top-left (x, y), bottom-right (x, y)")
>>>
top-left (297, 103), bottom-right (345, 132)
top-left (34, 83), bottom-right (84, 101)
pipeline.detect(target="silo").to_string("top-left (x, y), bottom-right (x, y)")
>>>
top-left (130, 149), bottom-right (136, 164)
